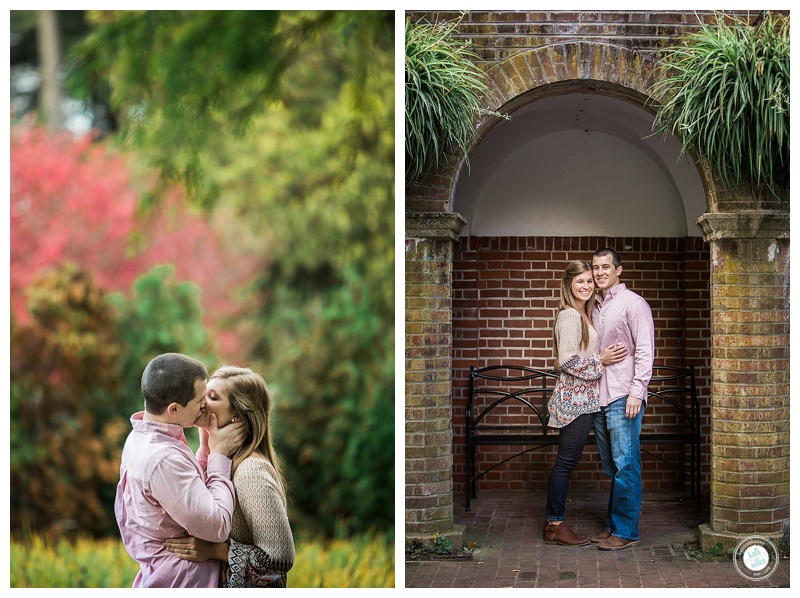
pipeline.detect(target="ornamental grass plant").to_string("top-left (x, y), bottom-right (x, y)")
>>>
top-left (650, 11), bottom-right (789, 201)
top-left (405, 16), bottom-right (493, 183)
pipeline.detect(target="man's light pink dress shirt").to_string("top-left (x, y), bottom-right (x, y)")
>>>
top-left (592, 283), bottom-right (655, 406)
top-left (115, 412), bottom-right (235, 587)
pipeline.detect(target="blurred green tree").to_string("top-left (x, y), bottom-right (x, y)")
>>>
top-left (10, 264), bottom-right (127, 538)
top-left (262, 283), bottom-right (394, 536)
top-left (66, 9), bottom-right (395, 538)
top-left (108, 265), bottom-right (217, 445)
top-left (196, 16), bottom-right (395, 537)
top-left (67, 10), bottom-right (393, 205)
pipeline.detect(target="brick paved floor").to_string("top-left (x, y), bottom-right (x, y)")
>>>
top-left (405, 490), bottom-right (789, 588)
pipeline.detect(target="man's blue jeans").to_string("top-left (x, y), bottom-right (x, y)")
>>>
top-left (593, 397), bottom-right (644, 541)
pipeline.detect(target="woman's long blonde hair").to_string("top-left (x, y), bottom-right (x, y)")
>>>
top-left (552, 260), bottom-right (596, 368)
top-left (211, 366), bottom-right (286, 493)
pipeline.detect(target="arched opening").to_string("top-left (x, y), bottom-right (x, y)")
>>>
top-left (455, 91), bottom-right (705, 237)
top-left (448, 84), bottom-right (711, 502)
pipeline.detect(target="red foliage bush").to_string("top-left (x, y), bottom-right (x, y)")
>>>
top-left (10, 125), bottom-right (263, 362)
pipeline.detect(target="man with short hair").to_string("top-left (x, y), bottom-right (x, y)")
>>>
top-left (590, 249), bottom-right (654, 551)
top-left (115, 352), bottom-right (246, 587)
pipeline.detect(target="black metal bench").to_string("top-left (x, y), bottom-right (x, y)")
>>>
top-left (465, 364), bottom-right (701, 511)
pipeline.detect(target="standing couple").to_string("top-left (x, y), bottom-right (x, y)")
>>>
top-left (115, 353), bottom-right (296, 587)
top-left (544, 248), bottom-right (654, 551)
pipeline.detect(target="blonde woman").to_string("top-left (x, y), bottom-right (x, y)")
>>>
top-left (164, 366), bottom-right (295, 587)
top-left (543, 261), bottom-right (626, 546)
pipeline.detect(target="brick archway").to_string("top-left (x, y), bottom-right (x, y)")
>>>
top-left (406, 34), bottom-right (788, 553)
top-left (483, 42), bottom-right (657, 126)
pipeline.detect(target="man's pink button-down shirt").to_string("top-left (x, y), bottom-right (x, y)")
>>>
top-left (592, 283), bottom-right (655, 406)
top-left (114, 412), bottom-right (235, 587)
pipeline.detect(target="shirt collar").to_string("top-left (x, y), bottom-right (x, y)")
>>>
top-left (131, 411), bottom-right (188, 443)
top-left (598, 282), bottom-right (627, 304)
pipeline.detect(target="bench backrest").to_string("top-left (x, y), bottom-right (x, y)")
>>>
top-left (468, 365), bottom-right (558, 432)
top-left (467, 364), bottom-right (698, 436)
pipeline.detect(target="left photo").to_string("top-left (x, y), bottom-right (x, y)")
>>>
top-left (9, 9), bottom-right (395, 588)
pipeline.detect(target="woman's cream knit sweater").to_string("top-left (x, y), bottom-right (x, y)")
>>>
top-left (229, 456), bottom-right (295, 573)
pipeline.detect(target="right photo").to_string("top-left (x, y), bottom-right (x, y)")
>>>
top-left (404, 9), bottom-right (789, 588)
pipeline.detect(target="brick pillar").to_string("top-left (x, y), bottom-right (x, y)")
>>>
top-left (695, 210), bottom-right (789, 551)
top-left (405, 211), bottom-right (466, 548)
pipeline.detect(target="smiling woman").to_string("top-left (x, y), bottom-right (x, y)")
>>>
top-left (570, 269), bottom-right (595, 308)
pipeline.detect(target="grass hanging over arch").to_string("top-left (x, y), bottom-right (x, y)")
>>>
top-left (650, 11), bottom-right (789, 201)
top-left (405, 16), bottom-right (505, 183)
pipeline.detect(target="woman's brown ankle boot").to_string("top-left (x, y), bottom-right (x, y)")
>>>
top-left (543, 521), bottom-right (591, 546)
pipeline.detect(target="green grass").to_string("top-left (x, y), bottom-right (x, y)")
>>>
top-left (10, 531), bottom-right (394, 588)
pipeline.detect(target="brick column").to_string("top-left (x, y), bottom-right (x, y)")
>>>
top-left (405, 211), bottom-right (466, 549)
top-left (695, 210), bottom-right (789, 551)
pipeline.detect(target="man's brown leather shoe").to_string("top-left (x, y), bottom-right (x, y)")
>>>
top-left (543, 521), bottom-right (591, 546)
top-left (590, 529), bottom-right (612, 543)
top-left (597, 535), bottom-right (639, 551)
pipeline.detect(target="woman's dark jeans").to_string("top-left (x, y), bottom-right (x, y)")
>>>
top-left (545, 412), bottom-right (595, 520)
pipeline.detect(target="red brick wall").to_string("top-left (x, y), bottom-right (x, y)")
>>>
top-left (451, 236), bottom-right (711, 499)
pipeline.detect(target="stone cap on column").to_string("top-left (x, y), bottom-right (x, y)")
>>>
top-left (696, 210), bottom-right (789, 242)
top-left (406, 211), bottom-right (467, 241)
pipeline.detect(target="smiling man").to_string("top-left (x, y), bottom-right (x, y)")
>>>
top-left (115, 353), bottom-right (247, 587)
top-left (589, 248), bottom-right (654, 551)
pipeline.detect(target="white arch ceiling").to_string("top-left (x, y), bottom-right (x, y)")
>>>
top-left (454, 93), bottom-right (706, 237)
